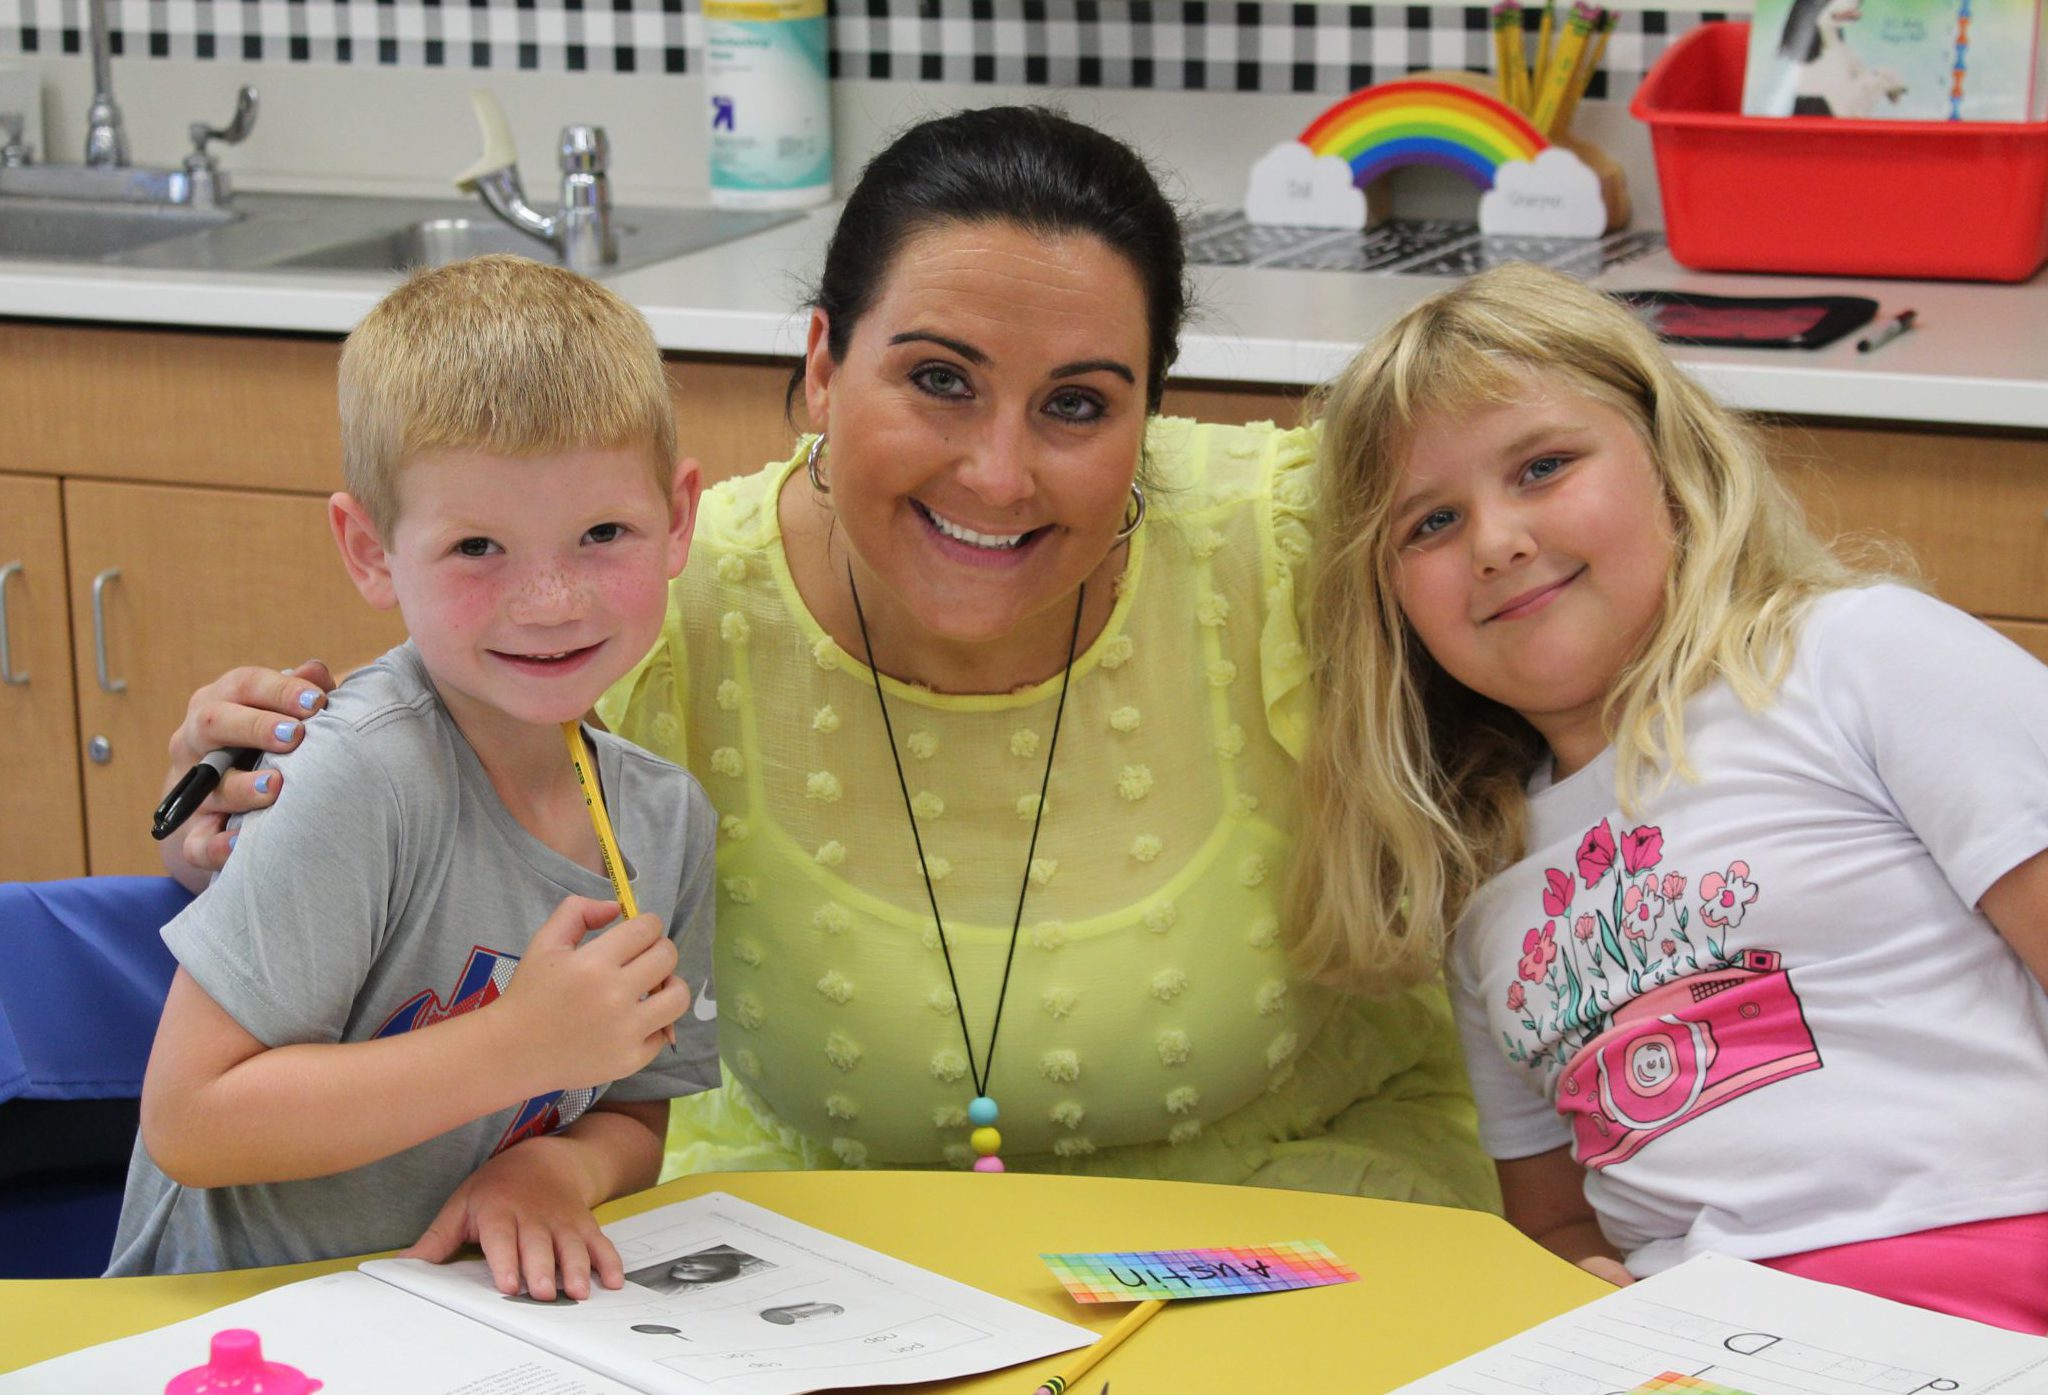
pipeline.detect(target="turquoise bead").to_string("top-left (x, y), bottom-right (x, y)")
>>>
top-left (968, 1096), bottom-right (999, 1127)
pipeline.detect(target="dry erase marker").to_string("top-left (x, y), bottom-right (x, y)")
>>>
top-left (564, 721), bottom-right (676, 1051)
top-left (152, 746), bottom-right (259, 840)
top-left (1857, 308), bottom-right (1917, 353)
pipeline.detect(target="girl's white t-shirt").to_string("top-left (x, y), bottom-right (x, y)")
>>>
top-left (1451, 584), bottom-right (2048, 1275)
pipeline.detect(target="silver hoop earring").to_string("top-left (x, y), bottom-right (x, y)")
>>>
top-left (1113, 481), bottom-right (1146, 542)
top-left (806, 435), bottom-right (830, 494)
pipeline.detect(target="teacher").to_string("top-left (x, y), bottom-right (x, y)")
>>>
top-left (163, 106), bottom-right (1494, 1206)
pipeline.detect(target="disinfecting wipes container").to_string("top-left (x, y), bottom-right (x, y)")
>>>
top-left (706, 0), bottom-right (833, 209)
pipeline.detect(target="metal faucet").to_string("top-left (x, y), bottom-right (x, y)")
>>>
top-left (0, 0), bottom-right (255, 209)
top-left (456, 93), bottom-right (618, 272)
top-left (82, 0), bottom-right (127, 168)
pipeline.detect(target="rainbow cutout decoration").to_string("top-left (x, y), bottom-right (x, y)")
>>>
top-left (1299, 78), bottom-right (1548, 193)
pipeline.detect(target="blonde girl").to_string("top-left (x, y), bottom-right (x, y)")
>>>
top-left (1292, 262), bottom-right (2048, 1329)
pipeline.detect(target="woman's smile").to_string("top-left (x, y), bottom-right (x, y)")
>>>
top-left (910, 498), bottom-right (1053, 567)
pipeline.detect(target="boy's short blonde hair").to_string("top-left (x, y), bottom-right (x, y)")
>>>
top-left (339, 254), bottom-right (678, 535)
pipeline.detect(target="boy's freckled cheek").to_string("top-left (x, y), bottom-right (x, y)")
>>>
top-left (436, 575), bottom-right (507, 630)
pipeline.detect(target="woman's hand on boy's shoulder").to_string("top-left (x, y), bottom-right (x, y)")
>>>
top-left (159, 659), bottom-right (335, 889)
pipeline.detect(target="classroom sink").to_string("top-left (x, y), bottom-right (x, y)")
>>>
top-left (0, 191), bottom-right (800, 279)
top-left (0, 199), bottom-right (242, 261)
top-left (266, 206), bottom-right (786, 278)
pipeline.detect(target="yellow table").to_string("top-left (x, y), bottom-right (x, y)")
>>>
top-left (0, 1171), bottom-right (1610, 1390)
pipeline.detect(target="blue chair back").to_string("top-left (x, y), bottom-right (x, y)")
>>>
top-left (0, 877), bottom-right (191, 1277)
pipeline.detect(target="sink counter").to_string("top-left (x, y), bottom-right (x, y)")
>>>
top-left (5, 203), bottom-right (2048, 431)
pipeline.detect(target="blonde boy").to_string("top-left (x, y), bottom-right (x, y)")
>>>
top-left (109, 256), bottom-right (714, 1300)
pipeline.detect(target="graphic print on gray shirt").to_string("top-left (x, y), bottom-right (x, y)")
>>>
top-left (107, 641), bottom-right (718, 1276)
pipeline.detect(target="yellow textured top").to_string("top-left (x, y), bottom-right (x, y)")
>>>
top-left (599, 418), bottom-right (1496, 1206)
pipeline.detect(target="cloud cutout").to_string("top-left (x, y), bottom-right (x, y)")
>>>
top-left (1243, 141), bottom-right (1366, 229)
top-left (1478, 148), bottom-right (1606, 238)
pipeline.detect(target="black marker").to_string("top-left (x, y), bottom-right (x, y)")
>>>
top-left (151, 747), bottom-right (258, 841)
top-left (1857, 308), bottom-right (1916, 354)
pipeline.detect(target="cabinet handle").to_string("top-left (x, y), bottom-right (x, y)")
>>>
top-left (91, 566), bottom-right (127, 694)
top-left (0, 561), bottom-right (24, 685)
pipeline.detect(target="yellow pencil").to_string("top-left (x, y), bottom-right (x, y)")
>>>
top-left (1550, 8), bottom-right (1614, 137)
top-left (1492, 2), bottom-right (1527, 113)
top-left (563, 719), bottom-right (674, 1049)
top-left (1030, 1299), bottom-right (1165, 1395)
top-left (1531, 1), bottom-right (1597, 137)
top-left (1532, 0), bottom-right (1555, 101)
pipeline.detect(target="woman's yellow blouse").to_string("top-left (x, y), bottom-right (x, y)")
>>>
top-left (599, 418), bottom-right (1495, 1207)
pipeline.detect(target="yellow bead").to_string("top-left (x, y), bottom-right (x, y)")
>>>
top-left (970, 1126), bottom-right (1002, 1157)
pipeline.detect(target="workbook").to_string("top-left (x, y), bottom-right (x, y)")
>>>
top-left (1743, 0), bottom-right (2048, 121)
top-left (1391, 1251), bottom-right (2048, 1395)
top-left (0, 1193), bottom-right (1093, 1395)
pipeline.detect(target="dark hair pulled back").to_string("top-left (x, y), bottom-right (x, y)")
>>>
top-left (802, 105), bottom-right (1189, 414)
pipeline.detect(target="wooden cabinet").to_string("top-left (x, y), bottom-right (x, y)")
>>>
top-left (62, 481), bottom-right (406, 875)
top-left (2, 322), bottom-right (2043, 878)
top-left (0, 321), bottom-right (410, 878)
top-left (1765, 419), bottom-right (2048, 663)
top-left (0, 474), bottom-right (88, 881)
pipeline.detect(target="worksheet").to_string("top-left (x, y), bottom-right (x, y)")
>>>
top-left (368, 1192), bottom-right (1092, 1394)
top-left (0, 1193), bottom-right (1092, 1395)
top-left (1394, 1253), bottom-right (2048, 1395)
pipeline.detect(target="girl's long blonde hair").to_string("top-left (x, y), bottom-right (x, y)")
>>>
top-left (1288, 263), bottom-right (1873, 993)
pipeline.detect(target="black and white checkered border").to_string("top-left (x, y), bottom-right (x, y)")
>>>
top-left (0, 0), bottom-right (1723, 101)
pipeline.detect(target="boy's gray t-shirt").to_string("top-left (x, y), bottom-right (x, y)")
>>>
top-left (106, 641), bottom-right (718, 1276)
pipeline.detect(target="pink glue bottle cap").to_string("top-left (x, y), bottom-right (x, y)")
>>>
top-left (165, 1329), bottom-right (323, 1395)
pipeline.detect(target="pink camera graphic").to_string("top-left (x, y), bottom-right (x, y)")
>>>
top-left (1555, 949), bottom-right (1822, 1169)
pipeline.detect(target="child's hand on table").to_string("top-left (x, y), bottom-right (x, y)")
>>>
top-left (403, 1138), bottom-right (626, 1301)
top-left (1577, 1255), bottom-right (1634, 1287)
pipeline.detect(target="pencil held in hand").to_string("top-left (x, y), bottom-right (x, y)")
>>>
top-left (564, 720), bottom-right (676, 1050)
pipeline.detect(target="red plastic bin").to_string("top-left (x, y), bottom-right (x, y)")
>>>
top-left (1632, 22), bottom-right (2048, 282)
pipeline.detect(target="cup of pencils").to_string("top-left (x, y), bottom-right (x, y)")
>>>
top-left (1493, 0), bottom-right (1618, 139)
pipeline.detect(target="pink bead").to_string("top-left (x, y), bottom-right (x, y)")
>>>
top-left (972, 1155), bottom-right (1006, 1173)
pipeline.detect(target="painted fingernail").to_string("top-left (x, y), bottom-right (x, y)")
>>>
top-left (274, 721), bottom-right (299, 742)
top-left (228, 833), bottom-right (239, 850)
top-left (298, 689), bottom-right (318, 712)
top-left (254, 772), bottom-right (274, 795)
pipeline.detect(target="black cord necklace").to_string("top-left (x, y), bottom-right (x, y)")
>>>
top-left (848, 569), bottom-right (1085, 1173)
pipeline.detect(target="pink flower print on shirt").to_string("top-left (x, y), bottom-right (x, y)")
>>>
top-left (1661, 872), bottom-right (1686, 901)
top-left (1519, 922), bottom-right (1559, 983)
top-left (1577, 821), bottom-right (1617, 888)
top-left (1621, 825), bottom-right (1664, 877)
top-left (1699, 862), bottom-right (1761, 929)
top-left (1543, 868), bottom-right (1575, 917)
top-left (1661, 938), bottom-right (1678, 957)
top-left (1574, 914), bottom-right (1597, 941)
top-left (1506, 981), bottom-right (1527, 1012)
top-left (1621, 875), bottom-right (1667, 939)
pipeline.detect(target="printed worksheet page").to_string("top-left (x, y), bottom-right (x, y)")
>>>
top-left (1394, 1253), bottom-right (2048, 1395)
top-left (366, 1191), bottom-right (1093, 1395)
top-left (0, 1269), bottom-right (645, 1394)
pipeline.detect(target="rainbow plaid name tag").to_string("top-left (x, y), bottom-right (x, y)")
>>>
top-left (1040, 1242), bottom-right (1358, 1303)
top-left (1630, 1376), bottom-right (1757, 1395)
